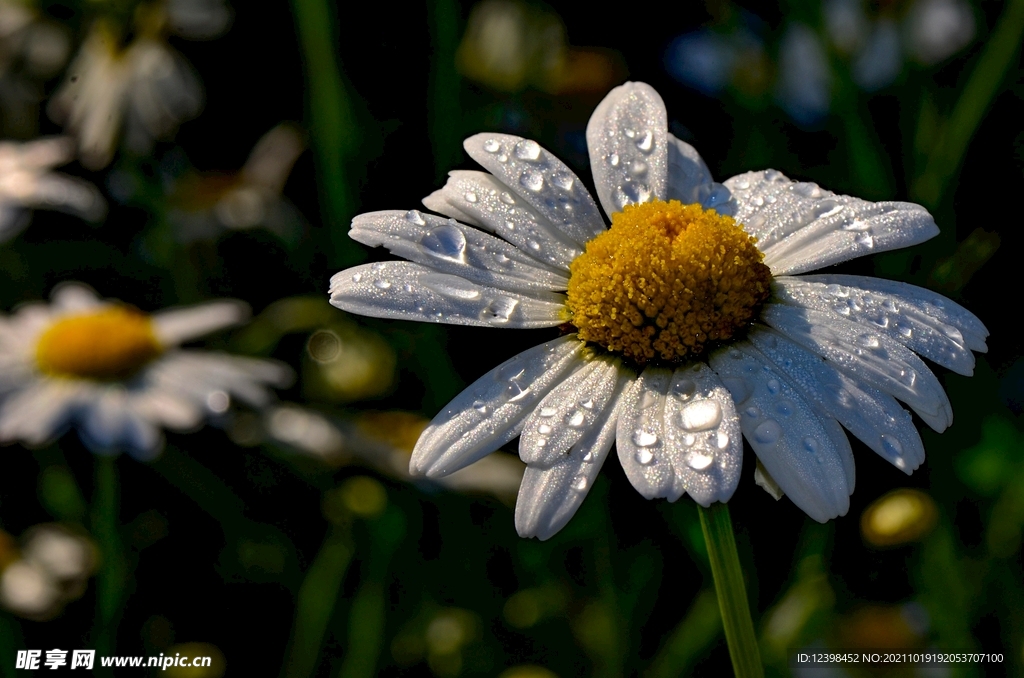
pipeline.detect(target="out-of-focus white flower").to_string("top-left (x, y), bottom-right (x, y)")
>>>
top-left (0, 136), bottom-right (106, 241)
top-left (852, 18), bottom-right (902, 91)
top-left (0, 523), bottom-right (95, 620)
top-left (0, 283), bottom-right (291, 459)
top-left (776, 23), bottom-right (831, 126)
top-left (48, 18), bottom-right (204, 169)
top-left (905, 0), bottom-right (975, 65)
top-left (168, 124), bottom-right (305, 241)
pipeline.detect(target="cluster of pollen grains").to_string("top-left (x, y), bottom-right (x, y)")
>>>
top-left (35, 307), bottom-right (163, 380)
top-left (566, 199), bottom-right (772, 365)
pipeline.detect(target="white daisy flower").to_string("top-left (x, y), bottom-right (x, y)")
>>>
top-left (47, 20), bottom-right (202, 169)
top-left (328, 82), bottom-right (987, 539)
top-left (0, 283), bottom-right (292, 459)
top-left (0, 136), bottom-right (106, 241)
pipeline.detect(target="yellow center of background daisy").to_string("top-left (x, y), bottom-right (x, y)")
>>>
top-left (566, 200), bottom-right (772, 365)
top-left (35, 308), bottom-right (163, 380)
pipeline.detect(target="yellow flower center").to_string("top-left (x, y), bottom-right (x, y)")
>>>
top-left (35, 307), bottom-right (163, 380)
top-left (566, 200), bottom-right (772, 365)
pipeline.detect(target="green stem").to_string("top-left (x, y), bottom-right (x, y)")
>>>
top-left (290, 0), bottom-right (360, 266)
top-left (697, 503), bottom-right (763, 678)
top-left (283, 525), bottom-right (354, 678)
top-left (92, 456), bottom-right (126, 668)
top-left (911, 0), bottom-right (1024, 208)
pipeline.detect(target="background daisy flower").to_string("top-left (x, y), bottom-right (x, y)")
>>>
top-left (0, 136), bottom-right (106, 241)
top-left (330, 81), bottom-right (986, 538)
top-left (0, 283), bottom-right (292, 459)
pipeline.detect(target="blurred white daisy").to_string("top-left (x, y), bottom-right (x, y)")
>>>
top-left (0, 523), bottom-right (95, 620)
top-left (0, 136), bottom-right (106, 241)
top-left (47, 13), bottom-right (205, 169)
top-left (0, 283), bottom-right (291, 459)
top-left (329, 82), bottom-right (987, 539)
top-left (167, 123), bottom-right (306, 242)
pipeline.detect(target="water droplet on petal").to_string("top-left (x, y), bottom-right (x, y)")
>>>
top-left (481, 297), bottom-right (518, 323)
top-left (539, 407), bottom-right (557, 417)
top-left (671, 379), bottom-right (696, 400)
top-left (538, 424), bottom-right (553, 435)
top-left (881, 434), bottom-right (903, 457)
top-left (609, 153), bottom-right (620, 167)
top-left (633, 430), bottom-right (659, 447)
top-left (483, 139), bottom-right (501, 153)
top-left (567, 411), bottom-right (585, 427)
top-left (472, 400), bottom-right (489, 414)
top-left (404, 210), bottom-right (426, 225)
top-left (499, 191), bottom-right (516, 205)
top-left (687, 451), bottom-right (714, 470)
top-left (716, 431), bottom-right (730, 449)
top-left (420, 224), bottom-right (468, 263)
top-left (679, 401), bottom-right (723, 431)
top-left (373, 279), bottom-right (392, 289)
top-left (581, 399), bottom-right (594, 409)
top-left (351, 273), bottom-right (363, 282)
top-left (520, 170), bottom-right (544, 192)
top-left (464, 191), bottom-right (478, 203)
top-left (753, 420), bottom-right (782, 445)
top-left (636, 130), bottom-right (654, 152)
top-left (766, 378), bottom-right (780, 394)
top-left (551, 172), bottom-right (574, 191)
top-left (514, 139), bottom-right (542, 161)
top-left (573, 475), bottom-right (588, 491)
top-left (635, 448), bottom-right (655, 465)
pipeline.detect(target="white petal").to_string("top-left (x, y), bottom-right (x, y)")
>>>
top-left (151, 300), bottom-right (249, 346)
top-left (662, 363), bottom-right (743, 505)
top-left (80, 390), bottom-right (163, 457)
top-left (50, 282), bottom-right (102, 312)
top-left (130, 389), bottom-right (203, 430)
top-left (710, 343), bottom-right (852, 523)
top-left (616, 367), bottom-right (675, 499)
top-left (411, 336), bottom-right (585, 477)
top-left (146, 352), bottom-right (291, 408)
top-left (666, 135), bottom-right (735, 215)
top-left (0, 379), bottom-right (82, 445)
top-left (329, 262), bottom-right (566, 329)
top-left (772, 277), bottom-right (975, 375)
top-left (515, 376), bottom-right (628, 541)
top-left (760, 304), bottom-right (952, 431)
top-left (748, 326), bottom-right (924, 473)
top-left (463, 134), bottom-right (606, 246)
top-left (795, 273), bottom-right (988, 352)
top-left (519, 356), bottom-right (629, 465)
top-left (349, 210), bottom-right (568, 296)
top-left (423, 170), bottom-right (583, 270)
top-left (586, 81), bottom-right (669, 216)
top-left (724, 169), bottom-right (938, 274)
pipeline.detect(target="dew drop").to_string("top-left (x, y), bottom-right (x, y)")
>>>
top-left (679, 401), bottom-right (723, 431)
top-left (582, 450), bottom-right (595, 462)
top-left (635, 130), bottom-right (653, 152)
top-left (856, 334), bottom-right (880, 349)
top-left (520, 170), bottom-right (544, 192)
top-left (766, 378), bottom-right (780, 394)
top-left (551, 172), bottom-right (574, 191)
top-left (497, 154), bottom-right (508, 163)
top-left (630, 161), bottom-right (647, 176)
top-left (753, 419), bottom-right (782, 445)
top-left (506, 381), bottom-right (529, 401)
top-left (687, 451), bottom-right (714, 471)
top-left (351, 272), bottom-right (363, 282)
top-left (404, 210), bottom-right (426, 225)
top-left (855, 232), bottom-right (875, 248)
top-left (633, 430), bottom-right (659, 447)
top-left (373, 279), bottom-right (392, 289)
top-left (609, 153), bottom-right (620, 167)
top-left (481, 297), bottom-right (519, 323)
top-left (581, 399), bottom-right (594, 410)
top-left (538, 424), bottom-right (553, 435)
top-left (899, 326), bottom-right (913, 338)
top-left (775, 400), bottom-right (793, 417)
top-left (635, 448), bottom-right (655, 465)
top-left (573, 475), bottom-right (588, 491)
top-left (881, 434), bottom-right (903, 458)
top-left (483, 139), bottom-right (501, 153)
top-left (640, 390), bottom-right (659, 409)
top-left (420, 224), bottom-right (468, 262)
top-left (535, 437), bottom-right (547, 448)
top-left (567, 411), bottom-right (585, 428)
top-left (499, 191), bottom-right (516, 205)
top-left (472, 400), bottom-right (489, 414)
top-left (682, 433), bottom-right (696, 446)
top-left (744, 406), bottom-right (760, 418)
top-left (715, 431), bottom-right (730, 449)
top-left (539, 407), bottom-right (557, 417)
top-left (464, 191), bottom-right (478, 203)
top-left (802, 437), bottom-right (819, 453)
top-left (514, 140), bottom-right (542, 161)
